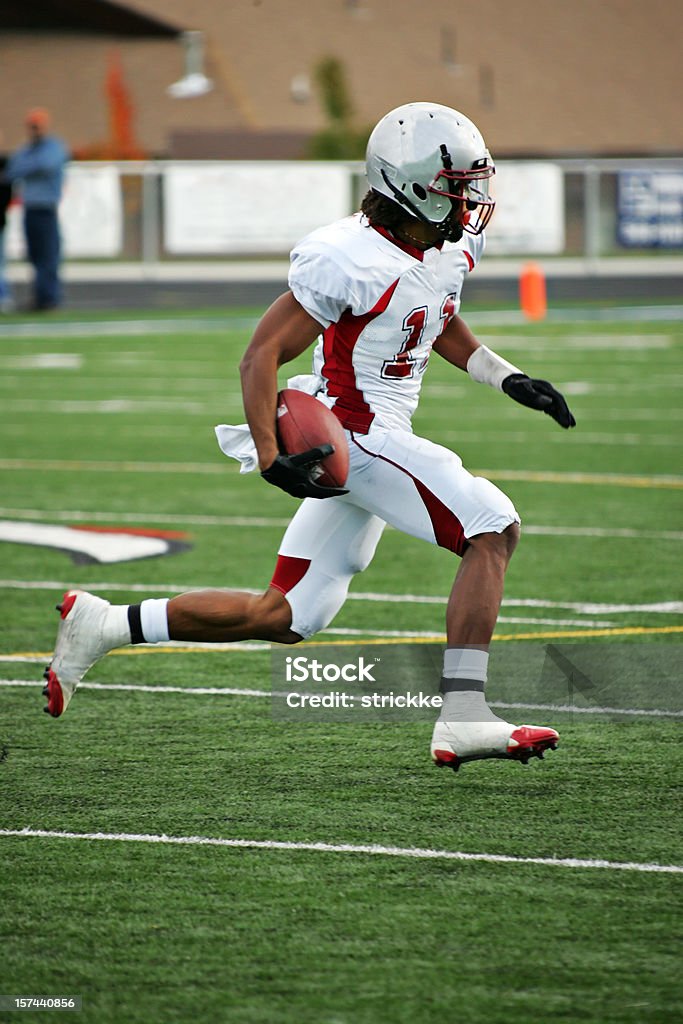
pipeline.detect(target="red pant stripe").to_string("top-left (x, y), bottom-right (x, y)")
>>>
top-left (270, 554), bottom-right (312, 595)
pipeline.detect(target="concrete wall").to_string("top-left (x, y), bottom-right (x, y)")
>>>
top-left (1, 0), bottom-right (681, 156)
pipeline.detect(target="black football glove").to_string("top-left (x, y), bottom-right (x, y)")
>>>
top-left (502, 373), bottom-right (576, 429)
top-left (261, 444), bottom-right (349, 499)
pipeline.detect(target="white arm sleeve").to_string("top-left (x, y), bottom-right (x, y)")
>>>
top-left (467, 345), bottom-right (523, 392)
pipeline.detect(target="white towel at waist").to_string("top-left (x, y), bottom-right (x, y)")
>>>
top-left (214, 373), bottom-right (323, 473)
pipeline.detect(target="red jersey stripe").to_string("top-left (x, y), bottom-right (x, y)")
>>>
top-left (370, 224), bottom-right (426, 261)
top-left (322, 278), bottom-right (400, 434)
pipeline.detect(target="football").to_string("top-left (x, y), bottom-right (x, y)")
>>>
top-left (276, 389), bottom-right (350, 488)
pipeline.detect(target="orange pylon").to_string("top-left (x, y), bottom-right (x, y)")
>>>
top-left (519, 262), bottom-right (547, 321)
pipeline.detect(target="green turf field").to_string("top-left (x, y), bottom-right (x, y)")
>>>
top-left (0, 306), bottom-right (681, 1023)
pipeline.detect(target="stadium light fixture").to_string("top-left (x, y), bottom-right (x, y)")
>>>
top-left (167, 30), bottom-right (213, 99)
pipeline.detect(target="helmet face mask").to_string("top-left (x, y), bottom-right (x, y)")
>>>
top-left (366, 103), bottom-right (496, 241)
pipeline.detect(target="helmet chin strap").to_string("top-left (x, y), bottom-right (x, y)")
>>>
top-left (380, 169), bottom-right (463, 244)
top-left (435, 144), bottom-right (465, 242)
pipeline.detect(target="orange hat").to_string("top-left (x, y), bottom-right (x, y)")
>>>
top-left (25, 107), bottom-right (51, 129)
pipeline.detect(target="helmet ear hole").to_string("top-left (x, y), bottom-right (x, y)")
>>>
top-left (412, 182), bottom-right (427, 200)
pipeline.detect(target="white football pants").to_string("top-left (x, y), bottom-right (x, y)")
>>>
top-left (270, 425), bottom-right (519, 639)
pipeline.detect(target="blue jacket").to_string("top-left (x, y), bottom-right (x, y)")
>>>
top-left (6, 136), bottom-right (69, 208)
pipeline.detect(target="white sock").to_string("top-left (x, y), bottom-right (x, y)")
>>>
top-left (107, 604), bottom-right (135, 647)
top-left (438, 647), bottom-right (504, 723)
top-left (139, 598), bottom-right (170, 643)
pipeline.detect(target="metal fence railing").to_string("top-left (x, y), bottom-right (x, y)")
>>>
top-left (6, 157), bottom-right (683, 266)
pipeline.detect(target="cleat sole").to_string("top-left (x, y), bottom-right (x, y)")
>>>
top-left (42, 590), bottom-right (81, 718)
top-left (432, 749), bottom-right (461, 772)
top-left (42, 667), bottom-right (64, 718)
top-left (506, 726), bottom-right (560, 764)
top-left (433, 730), bottom-right (559, 773)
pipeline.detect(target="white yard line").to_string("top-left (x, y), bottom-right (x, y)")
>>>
top-left (473, 333), bottom-right (674, 350)
top-left (0, 375), bottom-right (242, 393)
top-left (1, 507), bottom-right (681, 541)
top-left (0, 458), bottom-right (226, 475)
top-left (1, 399), bottom-right (214, 415)
top-left (477, 469), bottom-right (683, 489)
top-left (2, 678), bottom-right (681, 719)
top-left (321, 614), bottom-right (618, 630)
top-left (1, 679), bottom-right (270, 697)
top-left (523, 525), bottom-right (683, 541)
top-left (0, 827), bottom-right (679, 874)
top-left (437, 430), bottom-right (682, 447)
top-left (500, 598), bottom-right (683, 614)
top-left (0, 318), bottom-right (259, 338)
top-left (1, 303), bottom-right (682, 338)
top-left (351, 593), bottom-right (683, 614)
top-left (0, 578), bottom-right (680, 616)
top-left (0, 507), bottom-right (291, 528)
top-left (489, 700), bottom-right (683, 718)
top-left (575, 408), bottom-right (683, 422)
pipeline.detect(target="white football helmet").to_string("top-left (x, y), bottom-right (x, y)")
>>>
top-left (366, 102), bottom-right (495, 240)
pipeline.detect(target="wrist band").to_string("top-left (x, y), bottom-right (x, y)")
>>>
top-left (467, 345), bottom-right (523, 392)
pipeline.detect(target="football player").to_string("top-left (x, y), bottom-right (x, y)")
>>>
top-left (44, 102), bottom-right (575, 771)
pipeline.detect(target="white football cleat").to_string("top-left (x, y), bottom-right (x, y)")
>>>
top-left (431, 719), bottom-right (559, 771)
top-left (43, 590), bottom-right (120, 717)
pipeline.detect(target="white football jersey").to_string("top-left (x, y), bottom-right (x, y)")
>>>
top-left (289, 213), bottom-right (484, 433)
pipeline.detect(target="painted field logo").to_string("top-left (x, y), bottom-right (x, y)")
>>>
top-left (0, 520), bottom-right (192, 564)
top-left (285, 655), bottom-right (379, 683)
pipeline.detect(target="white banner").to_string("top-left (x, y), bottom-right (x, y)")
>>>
top-left (163, 163), bottom-right (352, 254)
top-left (485, 162), bottom-right (565, 254)
top-left (5, 164), bottom-right (123, 258)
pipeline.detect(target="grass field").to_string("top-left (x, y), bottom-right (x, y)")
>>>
top-left (0, 304), bottom-right (681, 1023)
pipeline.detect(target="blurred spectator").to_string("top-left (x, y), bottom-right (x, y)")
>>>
top-left (6, 108), bottom-right (69, 311)
top-left (0, 131), bottom-right (14, 313)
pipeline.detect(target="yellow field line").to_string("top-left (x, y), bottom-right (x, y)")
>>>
top-left (4, 624), bottom-right (682, 662)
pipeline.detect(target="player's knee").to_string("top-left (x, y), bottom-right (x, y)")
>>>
top-left (503, 520), bottom-right (521, 558)
top-left (253, 589), bottom-right (302, 644)
top-left (469, 520), bottom-right (519, 564)
top-left (492, 521), bottom-right (519, 563)
top-left (347, 530), bottom-right (382, 574)
top-left (271, 629), bottom-right (304, 645)
top-left (276, 575), bottom-right (352, 641)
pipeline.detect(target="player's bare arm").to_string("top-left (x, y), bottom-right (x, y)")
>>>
top-left (432, 313), bottom-right (480, 369)
top-left (240, 291), bottom-right (348, 499)
top-left (239, 291), bottom-right (323, 469)
top-left (435, 313), bottom-right (576, 429)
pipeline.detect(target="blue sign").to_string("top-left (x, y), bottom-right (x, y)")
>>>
top-left (618, 170), bottom-right (683, 248)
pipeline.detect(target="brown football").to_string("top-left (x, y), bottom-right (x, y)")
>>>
top-left (275, 389), bottom-right (350, 488)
